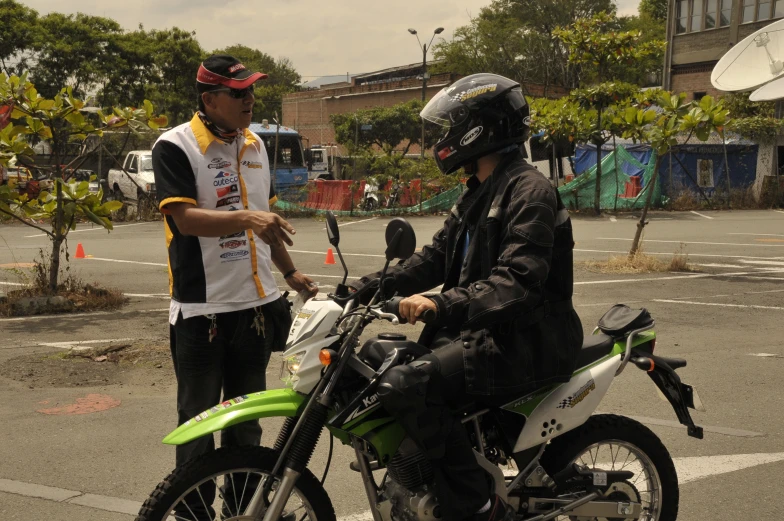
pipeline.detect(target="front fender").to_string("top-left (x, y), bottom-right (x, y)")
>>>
top-left (163, 388), bottom-right (306, 446)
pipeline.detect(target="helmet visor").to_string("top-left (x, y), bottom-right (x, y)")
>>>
top-left (420, 88), bottom-right (471, 128)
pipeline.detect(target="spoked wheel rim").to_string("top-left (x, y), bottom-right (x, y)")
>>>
top-left (558, 440), bottom-right (663, 521)
top-left (164, 469), bottom-right (318, 521)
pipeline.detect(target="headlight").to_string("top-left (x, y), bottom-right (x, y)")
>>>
top-left (280, 351), bottom-right (305, 385)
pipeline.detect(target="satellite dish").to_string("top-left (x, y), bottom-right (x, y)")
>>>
top-left (749, 75), bottom-right (784, 101)
top-left (711, 19), bottom-right (784, 92)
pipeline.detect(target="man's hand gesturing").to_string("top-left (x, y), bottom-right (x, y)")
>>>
top-left (248, 212), bottom-right (295, 246)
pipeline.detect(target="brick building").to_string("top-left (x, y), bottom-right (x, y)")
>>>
top-left (664, 0), bottom-right (784, 98)
top-left (282, 62), bottom-right (569, 155)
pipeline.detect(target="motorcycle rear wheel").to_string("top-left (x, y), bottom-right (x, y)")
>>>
top-left (135, 446), bottom-right (335, 521)
top-left (540, 414), bottom-right (679, 521)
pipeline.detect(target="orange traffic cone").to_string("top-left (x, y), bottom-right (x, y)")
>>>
top-left (324, 248), bottom-right (336, 265)
top-left (75, 243), bottom-right (86, 259)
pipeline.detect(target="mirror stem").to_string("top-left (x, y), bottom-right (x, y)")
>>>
top-left (335, 246), bottom-right (349, 285)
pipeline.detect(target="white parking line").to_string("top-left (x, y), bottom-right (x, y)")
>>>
top-left (653, 299), bottom-right (784, 311)
top-left (596, 237), bottom-right (784, 248)
top-left (0, 281), bottom-right (23, 286)
top-left (3, 451), bottom-right (783, 518)
top-left (88, 257), bottom-right (167, 267)
top-left (738, 259), bottom-right (784, 266)
top-left (690, 210), bottom-right (714, 219)
top-left (729, 233), bottom-right (784, 237)
top-left (575, 248), bottom-right (784, 260)
top-left (24, 221), bottom-right (156, 238)
top-left (38, 338), bottom-right (135, 350)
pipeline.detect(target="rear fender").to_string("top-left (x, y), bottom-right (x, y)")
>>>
top-left (163, 388), bottom-right (306, 446)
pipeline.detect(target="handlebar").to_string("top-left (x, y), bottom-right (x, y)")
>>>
top-left (383, 296), bottom-right (438, 324)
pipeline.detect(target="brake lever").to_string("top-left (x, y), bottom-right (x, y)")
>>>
top-left (369, 307), bottom-right (400, 325)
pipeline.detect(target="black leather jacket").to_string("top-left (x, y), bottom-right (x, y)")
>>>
top-left (352, 152), bottom-right (583, 395)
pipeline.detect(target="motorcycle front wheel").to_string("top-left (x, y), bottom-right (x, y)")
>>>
top-left (540, 414), bottom-right (679, 521)
top-left (135, 446), bottom-right (335, 521)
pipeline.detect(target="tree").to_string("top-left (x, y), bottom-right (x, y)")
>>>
top-left (212, 44), bottom-right (301, 122)
top-left (144, 28), bottom-right (205, 126)
top-left (432, 0), bottom-right (616, 91)
top-left (30, 12), bottom-right (124, 99)
top-left (639, 0), bottom-right (668, 21)
top-left (555, 12), bottom-right (666, 213)
top-left (0, 73), bottom-right (167, 292)
top-left (626, 93), bottom-right (729, 255)
top-left (0, 0), bottom-right (38, 77)
top-left (330, 100), bottom-right (440, 156)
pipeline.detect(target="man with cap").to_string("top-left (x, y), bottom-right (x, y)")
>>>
top-left (152, 55), bottom-right (317, 515)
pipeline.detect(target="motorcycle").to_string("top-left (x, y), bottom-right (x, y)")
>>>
top-left (136, 212), bottom-right (705, 521)
top-left (361, 180), bottom-right (379, 212)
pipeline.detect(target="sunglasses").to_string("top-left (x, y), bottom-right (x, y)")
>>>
top-left (211, 86), bottom-right (254, 99)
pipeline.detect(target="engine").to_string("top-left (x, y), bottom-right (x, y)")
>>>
top-left (381, 439), bottom-right (441, 521)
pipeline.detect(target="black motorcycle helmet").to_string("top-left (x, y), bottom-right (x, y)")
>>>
top-left (421, 73), bottom-right (530, 174)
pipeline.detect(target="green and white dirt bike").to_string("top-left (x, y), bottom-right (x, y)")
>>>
top-left (136, 213), bottom-right (705, 521)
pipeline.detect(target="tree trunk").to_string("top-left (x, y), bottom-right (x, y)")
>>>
top-left (629, 155), bottom-right (664, 257)
top-left (49, 179), bottom-right (64, 293)
top-left (722, 136), bottom-right (731, 209)
top-left (593, 109), bottom-right (603, 215)
top-left (612, 135), bottom-right (619, 213)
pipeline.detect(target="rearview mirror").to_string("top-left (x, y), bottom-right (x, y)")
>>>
top-left (325, 211), bottom-right (340, 246)
top-left (384, 218), bottom-right (416, 261)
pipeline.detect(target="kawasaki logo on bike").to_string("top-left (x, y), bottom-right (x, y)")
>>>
top-left (557, 379), bottom-right (596, 409)
top-left (345, 393), bottom-right (381, 423)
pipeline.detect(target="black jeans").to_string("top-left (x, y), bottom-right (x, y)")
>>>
top-left (378, 331), bottom-right (493, 521)
top-left (169, 303), bottom-right (281, 519)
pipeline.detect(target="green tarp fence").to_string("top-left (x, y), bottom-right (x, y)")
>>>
top-left (274, 184), bottom-right (465, 217)
top-left (558, 146), bottom-right (660, 211)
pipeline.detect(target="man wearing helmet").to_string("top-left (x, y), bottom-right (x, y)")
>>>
top-left (350, 74), bottom-right (583, 521)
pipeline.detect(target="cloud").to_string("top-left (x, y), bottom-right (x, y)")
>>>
top-left (23, 0), bottom-right (641, 79)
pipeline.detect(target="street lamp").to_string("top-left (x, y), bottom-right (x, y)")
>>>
top-left (409, 26), bottom-right (444, 159)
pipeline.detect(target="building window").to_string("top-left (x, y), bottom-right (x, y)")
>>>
top-left (677, 0), bottom-right (689, 33)
top-left (691, 0), bottom-right (705, 30)
top-left (743, 0), bottom-right (756, 21)
top-left (776, 0), bottom-right (784, 17)
top-left (742, 0), bottom-right (779, 21)
top-left (706, 0), bottom-right (718, 28)
top-left (759, 0), bottom-right (772, 19)
top-left (721, 0), bottom-right (733, 25)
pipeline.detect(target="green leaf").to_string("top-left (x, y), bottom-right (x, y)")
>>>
top-left (99, 200), bottom-right (123, 213)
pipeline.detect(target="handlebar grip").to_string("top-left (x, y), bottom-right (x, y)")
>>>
top-left (421, 308), bottom-right (437, 323)
top-left (382, 296), bottom-right (438, 324)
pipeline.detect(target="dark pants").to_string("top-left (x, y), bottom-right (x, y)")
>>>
top-left (170, 303), bottom-right (281, 519)
top-left (378, 332), bottom-right (492, 521)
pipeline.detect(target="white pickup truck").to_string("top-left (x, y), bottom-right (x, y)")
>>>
top-left (107, 150), bottom-right (156, 202)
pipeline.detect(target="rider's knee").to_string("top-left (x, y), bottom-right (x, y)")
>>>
top-left (377, 357), bottom-right (438, 413)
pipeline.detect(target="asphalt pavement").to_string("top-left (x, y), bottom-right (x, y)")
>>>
top-left (1, 209), bottom-right (784, 520)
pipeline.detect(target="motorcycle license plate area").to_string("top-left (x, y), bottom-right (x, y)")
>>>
top-left (656, 382), bottom-right (706, 412)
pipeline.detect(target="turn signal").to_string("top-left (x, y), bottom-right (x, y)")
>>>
top-left (319, 349), bottom-right (336, 366)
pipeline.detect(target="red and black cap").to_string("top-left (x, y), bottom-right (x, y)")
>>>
top-left (196, 54), bottom-right (268, 90)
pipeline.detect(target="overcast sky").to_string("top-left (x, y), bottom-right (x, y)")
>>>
top-left (22, 0), bottom-right (640, 81)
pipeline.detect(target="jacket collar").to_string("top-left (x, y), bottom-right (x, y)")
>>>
top-left (189, 112), bottom-right (259, 155)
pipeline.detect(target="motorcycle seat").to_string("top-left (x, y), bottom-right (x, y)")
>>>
top-left (597, 304), bottom-right (654, 338)
top-left (577, 333), bottom-right (616, 367)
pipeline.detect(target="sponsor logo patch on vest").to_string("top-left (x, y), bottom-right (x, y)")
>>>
top-left (217, 195), bottom-right (241, 207)
top-left (214, 171), bottom-right (239, 187)
top-left (216, 184), bottom-right (239, 197)
top-left (220, 239), bottom-right (247, 249)
top-left (208, 158), bottom-right (231, 169)
top-left (241, 160), bottom-right (264, 169)
top-left (220, 250), bottom-right (249, 260)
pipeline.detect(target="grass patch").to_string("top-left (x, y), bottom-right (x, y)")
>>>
top-left (583, 245), bottom-right (696, 274)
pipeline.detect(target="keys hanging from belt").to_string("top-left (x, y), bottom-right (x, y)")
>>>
top-left (207, 314), bottom-right (218, 343)
top-left (252, 307), bottom-right (265, 338)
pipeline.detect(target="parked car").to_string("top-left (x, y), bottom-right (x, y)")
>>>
top-left (106, 150), bottom-right (155, 202)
